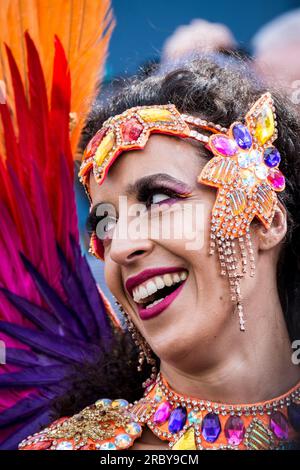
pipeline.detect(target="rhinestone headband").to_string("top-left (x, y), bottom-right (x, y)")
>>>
top-left (79, 104), bottom-right (221, 188)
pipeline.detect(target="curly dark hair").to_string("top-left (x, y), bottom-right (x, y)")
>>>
top-left (64, 55), bottom-right (300, 416)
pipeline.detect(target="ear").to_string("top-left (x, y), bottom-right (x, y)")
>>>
top-left (257, 201), bottom-right (287, 251)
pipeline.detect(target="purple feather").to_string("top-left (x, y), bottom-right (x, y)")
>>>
top-left (0, 365), bottom-right (75, 388)
top-left (70, 237), bottom-right (113, 347)
top-left (20, 253), bottom-right (84, 338)
top-left (56, 244), bottom-right (99, 339)
top-left (5, 163), bottom-right (41, 270)
top-left (0, 409), bottom-right (53, 450)
top-left (0, 395), bottom-right (50, 428)
top-left (0, 321), bottom-right (102, 364)
top-left (6, 348), bottom-right (60, 368)
top-left (0, 287), bottom-right (72, 337)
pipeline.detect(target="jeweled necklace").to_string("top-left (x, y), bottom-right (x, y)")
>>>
top-left (129, 372), bottom-right (300, 450)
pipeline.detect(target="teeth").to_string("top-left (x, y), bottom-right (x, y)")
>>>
top-left (180, 271), bottom-right (187, 281)
top-left (132, 270), bottom-right (188, 303)
top-left (139, 286), bottom-right (148, 299)
top-left (155, 276), bottom-right (165, 289)
top-left (146, 280), bottom-right (157, 296)
top-left (163, 274), bottom-right (173, 287)
top-left (172, 273), bottom-right (181, 283)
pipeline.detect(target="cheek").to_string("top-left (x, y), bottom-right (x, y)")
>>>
top-left (153, 196), bottom-right (213, 259)
top-left (104, 261), bottom-right (121, 298)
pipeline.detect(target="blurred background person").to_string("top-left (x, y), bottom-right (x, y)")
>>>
top-left (161, 18), bottom-right (238, 67)
top-left (252, 8), bottom-right (300, 110)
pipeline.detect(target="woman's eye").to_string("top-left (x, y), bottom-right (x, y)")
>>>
top-left (105, 218), bottom-right (116, 232)
top-left (102, 217), bottom-right (117, 234)
top-left (149, 192), bottom-right (172, 205)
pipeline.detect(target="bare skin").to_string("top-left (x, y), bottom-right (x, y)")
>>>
top-left (89, 134), bottom-right (300, 449)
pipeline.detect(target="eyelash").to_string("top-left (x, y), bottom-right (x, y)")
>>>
top-left (86, 187), bottom-right (182, 235)
top-left (143, 187), bottom-right (179, 208)
top-left (86, 209), bottom-right (104, 235)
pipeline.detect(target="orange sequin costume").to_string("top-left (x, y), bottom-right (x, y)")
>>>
top-left (19, 372), bottom-right (300, 450)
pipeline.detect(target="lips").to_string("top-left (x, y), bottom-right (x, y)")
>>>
top-left (125, 266), bottom-right (187, 297)
top-left (137, 281), bottom-right (186, 320)
top-left (125, 266), bottom-right (188, 320)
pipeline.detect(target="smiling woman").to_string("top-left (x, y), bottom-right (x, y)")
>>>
top-left (20, 56), bottom-right (300, 451)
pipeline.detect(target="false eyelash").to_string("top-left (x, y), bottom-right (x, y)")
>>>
top-left (138, 186), bottom-right (186, 208)
top-left (86, 205), bottom-right (103, 235)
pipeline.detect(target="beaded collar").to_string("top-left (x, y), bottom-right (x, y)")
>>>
top-left (129, 372), bottom-right (300, 450)
top-left (19, 372), bottom-right (300, 451)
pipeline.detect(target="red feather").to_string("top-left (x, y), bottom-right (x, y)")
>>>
top-left (25, 32), bottom-right (49, 173)
top-left (0, 103), bottom-right (19, 178)
top-left (47, 36), bottom-right (72, 248)
top-left (5, 44), bottom-right (33, 195)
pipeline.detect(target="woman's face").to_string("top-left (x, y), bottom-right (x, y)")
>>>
top-left (89, 134), bottom-right (260, 371)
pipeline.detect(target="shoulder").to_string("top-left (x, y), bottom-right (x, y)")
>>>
top-left (19, 398), bottom-right (144, 451)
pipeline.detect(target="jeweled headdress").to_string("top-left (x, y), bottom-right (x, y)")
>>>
top-left (80, 93), bottom-right (285, 330)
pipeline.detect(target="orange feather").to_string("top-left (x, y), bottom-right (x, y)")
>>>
top-left (0, 0), bottom-right (114, 159)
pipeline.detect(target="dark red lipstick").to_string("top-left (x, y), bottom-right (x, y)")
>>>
top-left (125, 266), bottom-right (188, 320)
top-left (125, 266), bottom-right (186, 297)
top-left (137, 280), bottom-right (186, 320)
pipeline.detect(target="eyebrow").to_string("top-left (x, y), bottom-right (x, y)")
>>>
top-left (126, 173), bottom-right (193, 196)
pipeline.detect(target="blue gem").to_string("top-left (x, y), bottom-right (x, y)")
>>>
top-left (232, 124), bottom-right (252, 150)
top-left (125, 422), bottom-right (142, 436)
top-left (168, 407), bottom-right (187, 433)
top-left (114, 433), bottom-right (132, 449)
top-left (56, 441), bottom-right (73, 450)
top-left (100, 442), bottom-right (117, 450)
top-left (188, 410), bottom-right (202, 425)
top-left (263, 147), bottom-right (281, 168)
top-left (288, 402), bottom-right (300, 432)
top-left (202, 412), bottom-right (221, 443)
top-left (95, 398), bottom-right (112, 408)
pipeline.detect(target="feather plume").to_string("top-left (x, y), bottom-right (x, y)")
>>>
top-left (0, 0), bottom-right (117, 449)
top-left (0, 0), bottom-right (114, 158)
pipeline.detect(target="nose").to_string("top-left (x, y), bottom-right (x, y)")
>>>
top-left (109, 237), bottom-right (154, 265)
top-left (109, 214), bottom-right (154, 265)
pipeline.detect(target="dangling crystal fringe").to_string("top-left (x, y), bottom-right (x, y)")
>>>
top-left (212, 231), bottom-right (256, 332)
top-left (245, 230), bottom-right (256, 277)
top-left (238, 236), bottom-right (248, 275)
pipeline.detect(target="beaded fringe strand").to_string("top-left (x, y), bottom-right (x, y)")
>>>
top-left (209, 228), bottom-right (256, 331)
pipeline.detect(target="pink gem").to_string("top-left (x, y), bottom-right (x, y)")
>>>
top-left (267, 168), bottom-right (285, 191)
top-left (153, 401), bottom-right (171, 425)
top-left (224, 416), bottom-right (246, 446)
top-left (86, 127), bottom-right (108, 157)
top-left (121, 117), bottom-right (143, 142)
top-left (211, 135), bottom-right (238, 156)
top-left (270, 411), bottom-right (289, 440)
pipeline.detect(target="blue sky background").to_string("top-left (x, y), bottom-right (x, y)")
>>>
top-left (107, 0), bottom-right (299, 76)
